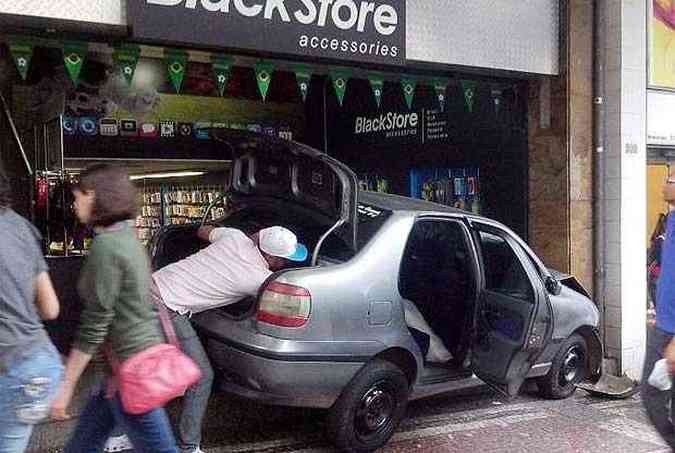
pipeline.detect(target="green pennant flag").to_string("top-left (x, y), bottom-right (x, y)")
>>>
top-left (330, 70), bottom-right (351, 107)
top-left (112, 44), bottom-right (140, 86)
top-left (433, 79), bottom-right (448, 112)
top-left (401, 78), bottom-right (417, 109)
top-left (368, 75), bottom-right (384, 109)
top-left (211, 55), bottom-right (232, 97)
top-left (165, 50), bottom-right (188, 94)
top-left (294, 66), bottom-right (312, 102)
top-left (461, 80), bottom-right (478, 113)
top-left (63, 41), bottom-right (88, 87)
top-left (255, 61), bottom-right (275, 101)
top-left (9, 38), bottom-right (33, 81)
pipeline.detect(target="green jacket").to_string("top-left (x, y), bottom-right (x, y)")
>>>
top-left (76, 224), bottom-right (163, 362)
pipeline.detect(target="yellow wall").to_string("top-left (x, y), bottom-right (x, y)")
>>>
top-left (648, 164), bottom-right (669, 246)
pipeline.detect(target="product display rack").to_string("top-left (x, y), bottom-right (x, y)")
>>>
top-left (136, 183), bottom-right (227, 244)
top-left (137, 186), bottom-right (163, 243)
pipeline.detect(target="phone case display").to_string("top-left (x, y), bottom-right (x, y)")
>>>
top-left (136, 184), bottom-right (227, 244)
top-left (358, 174), bottom-right (390, 193)
top-left (409, 167), bottom-right (481, 214)
top-left (137, 187), bottom-right (163, 243)
top-left (163, 185), bottom-right (226, 226)
top-left (35, 172), bottom-right (94, 256)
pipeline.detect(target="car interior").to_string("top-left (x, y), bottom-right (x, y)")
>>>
top-left (477, 231), bottom-right (531, 343)
top-left (399, 220), bottom-right (477, 380)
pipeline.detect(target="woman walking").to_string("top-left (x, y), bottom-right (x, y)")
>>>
top-left (0, 167), bottom-right (63, 453)
top-left (51, 164), bottom-right (178, 453)
top-left (649, 213), bottom-right (668, 310)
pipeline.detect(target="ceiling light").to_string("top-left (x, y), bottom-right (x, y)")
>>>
top-left (130, 171), bottom-right (206, 181)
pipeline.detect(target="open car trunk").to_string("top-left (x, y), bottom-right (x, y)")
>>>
top-left (150, 199), bottom-right (357, 320)
top-left (214, 129), bottom-right (359, 260)
top-left (150, 129), bottom-right (361, 318)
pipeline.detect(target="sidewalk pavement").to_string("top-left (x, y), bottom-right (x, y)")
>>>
top-left (29, 381), bottom-right (669, 453)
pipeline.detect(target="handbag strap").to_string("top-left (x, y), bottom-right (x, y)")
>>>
top-left (103, 286), bottom-right (181, 373)
top-left (156, 302), bottom-right (180, 348)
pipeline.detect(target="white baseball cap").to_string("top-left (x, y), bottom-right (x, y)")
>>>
top-left (258, 226), bottom-right (308, 262)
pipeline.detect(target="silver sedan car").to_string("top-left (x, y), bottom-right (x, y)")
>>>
top-left (151, 130), bottom-right (603, 453)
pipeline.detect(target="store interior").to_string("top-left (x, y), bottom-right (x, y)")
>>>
top-left (1, 41), bottom-right (530, 255)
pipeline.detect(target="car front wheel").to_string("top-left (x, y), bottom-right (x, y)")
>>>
top-left (326, 359), bottom-right (409, 452)
top-left (537, 333), bottom-right (587, 399)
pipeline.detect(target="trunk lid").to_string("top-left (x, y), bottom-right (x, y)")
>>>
top-left (212, 129), bottom-right (359, 253)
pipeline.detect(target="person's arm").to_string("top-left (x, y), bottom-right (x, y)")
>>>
top-left (51, 348), bottom-right (92, 420)
top-left (35, 272), bottom-right (60, 320)
top-left (197, 225), bottom-right (216, 242)
top-left (199, 226), bottom-right (237, 243)
top-left (52, 245), bottom-right (120, 419)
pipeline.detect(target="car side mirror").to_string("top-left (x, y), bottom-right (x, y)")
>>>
top-left (545, 276), bottom-right (562, 296)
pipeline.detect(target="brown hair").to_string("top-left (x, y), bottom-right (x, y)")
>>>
top-left (652, 213), bottom-right (668, 243)
top-left (77, 164), bottom-right (137, 226)
top-left (0, 165), bottom-right (10, 210)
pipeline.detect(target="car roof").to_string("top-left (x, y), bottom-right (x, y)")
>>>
top-left (359, 191), bottom-right (470, 216)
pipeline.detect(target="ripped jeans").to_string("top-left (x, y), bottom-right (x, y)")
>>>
top-left (0, 341), bottom-right (63, 453)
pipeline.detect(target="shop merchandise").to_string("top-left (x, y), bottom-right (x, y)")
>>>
top-left (358, 174), bottom-right (390, 193)
top-left (410, 167), bottom-right (481, 214)
top-left (137, 184), bottom-right (227, 244)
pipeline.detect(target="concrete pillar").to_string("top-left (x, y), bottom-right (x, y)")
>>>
top-left (528, 0), bottom-right (593, 291)
top-left (601, 0), bottom-right (647, 379)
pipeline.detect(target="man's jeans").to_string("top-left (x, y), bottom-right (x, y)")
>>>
top-left (642, 326), bottom-right (675, 448)
top-left (169, 312), bottom-right (215, 453)
top-left (64, 389), bottom-right (177, 453)
top-left (0, 341), bottom-right (63, 453)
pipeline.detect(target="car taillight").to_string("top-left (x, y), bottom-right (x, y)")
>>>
top-left (257, 282), bottom-right (311, 328)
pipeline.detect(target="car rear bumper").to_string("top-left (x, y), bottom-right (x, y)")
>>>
top-left (206, 338), bottom-right (365, 408)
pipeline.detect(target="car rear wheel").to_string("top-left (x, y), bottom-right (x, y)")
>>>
top-left (537, 333), bottom-right (587, 399)
top-left (326, 359), bottom-right (409, 452)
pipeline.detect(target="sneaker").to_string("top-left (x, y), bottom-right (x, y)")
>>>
top-left (104, 435), bottom-right (133, 452)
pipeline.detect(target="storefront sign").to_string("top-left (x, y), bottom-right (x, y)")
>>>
top-left (128, 0), bottom-right (406, 66)
top-left (423, 109), bottom-right (448, 142)
top-left (348, 108), bottom-right (449, 145)
top-left (648, 90), bottom-right (675, 146)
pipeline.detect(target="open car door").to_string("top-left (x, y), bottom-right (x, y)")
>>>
top-left (211, 129), bottom-right (359, 257)
top-left (470, 223), bottom-right (554, 396)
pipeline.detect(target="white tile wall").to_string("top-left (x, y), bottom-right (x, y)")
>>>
top-left (619, 0), bottom-right (647, 380)
top-left (600, 0), bottom-right (647, 379)
top-left (622, 72), bottom-right (647, 115)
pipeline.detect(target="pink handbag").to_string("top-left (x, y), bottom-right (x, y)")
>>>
top-left (107, 304), bottom-right (202, 415)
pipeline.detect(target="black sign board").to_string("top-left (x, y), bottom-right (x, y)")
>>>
top-left (338, 108), bottom-right (450, 146)
top-left (128, 0), bottom-right (406, 66)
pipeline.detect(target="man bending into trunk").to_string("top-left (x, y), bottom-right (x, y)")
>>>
top-left (152, 225), bottom-right (308, 453)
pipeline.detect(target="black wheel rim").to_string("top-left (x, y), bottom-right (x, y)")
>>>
top-left (354, 380), bottom-right (397, 442)
top-left (559, 345), bottom-right (584, 387)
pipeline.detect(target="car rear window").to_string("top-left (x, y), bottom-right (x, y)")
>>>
top-left (317, 204), bottom-right (391, 262)
top-left (356, 204), bottom-right (391, 249)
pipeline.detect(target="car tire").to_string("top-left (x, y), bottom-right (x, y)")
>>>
top-left (537, 333), bottom-right (587, 400)
top-left (326, 359), bottom-right (410, 452)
